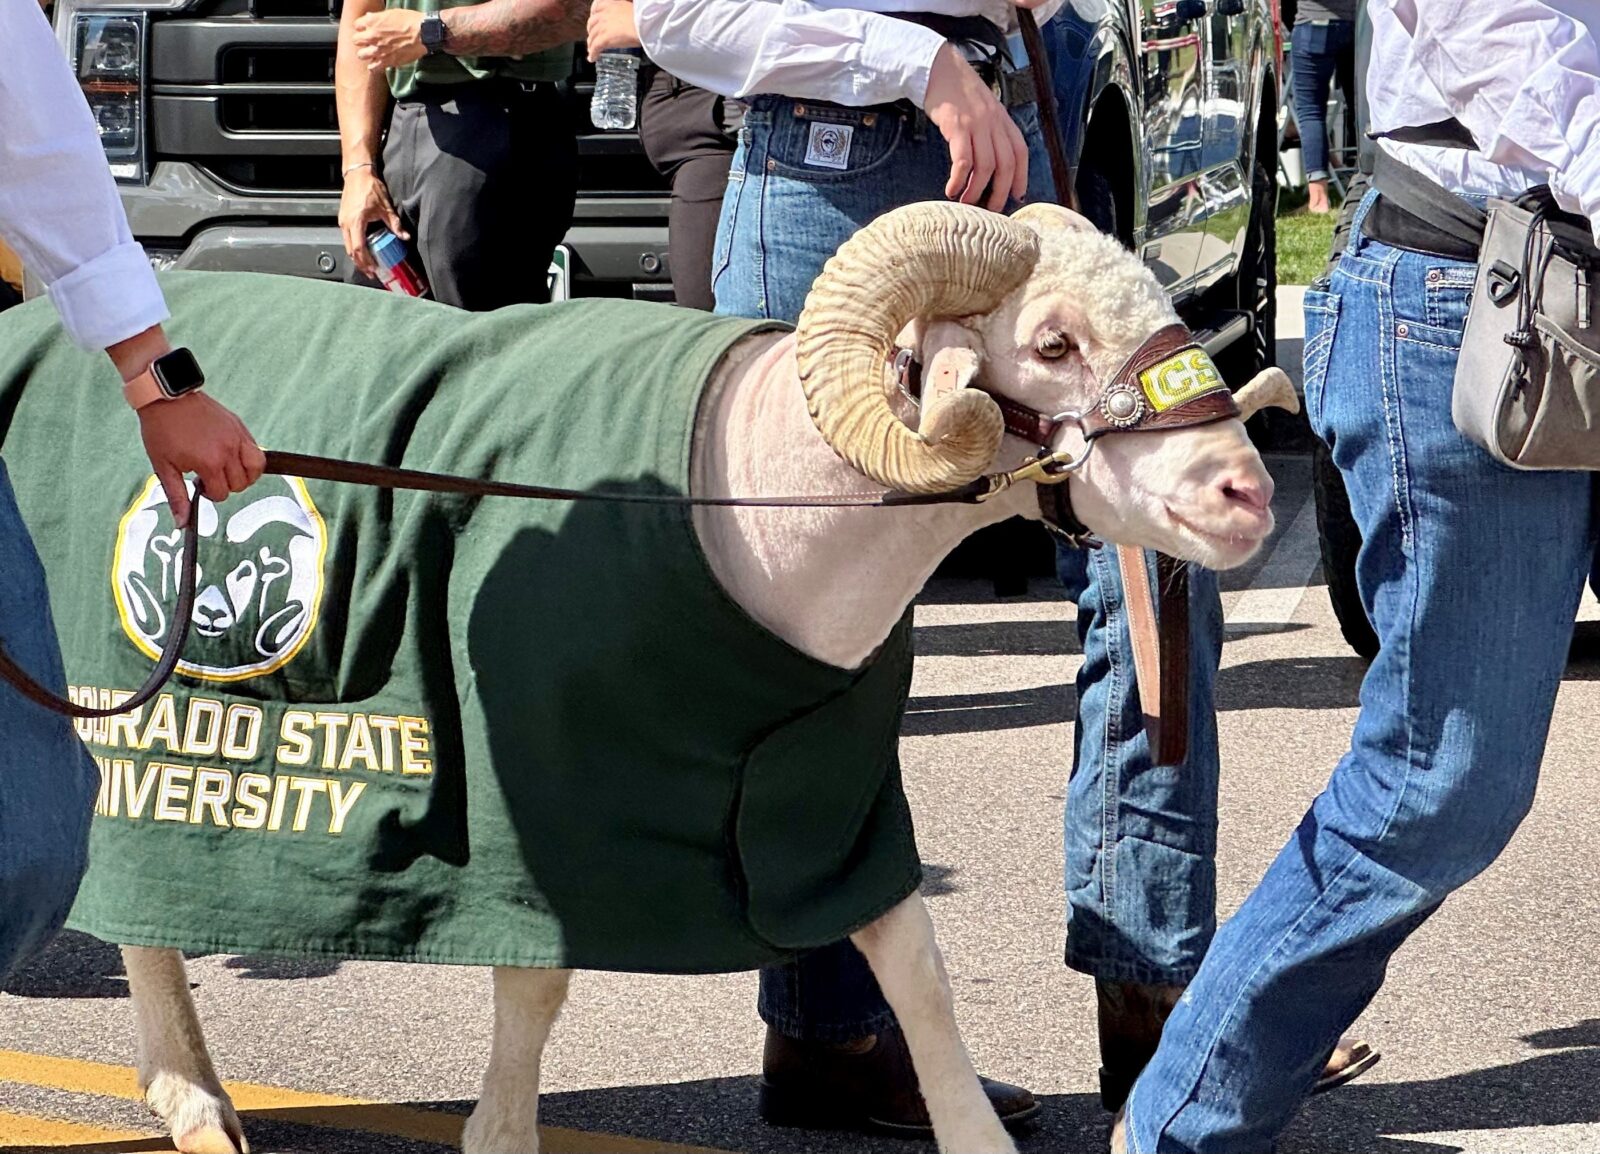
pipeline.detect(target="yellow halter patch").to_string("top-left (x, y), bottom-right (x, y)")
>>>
top-left (1138, 347), bottom-right (1227, 412)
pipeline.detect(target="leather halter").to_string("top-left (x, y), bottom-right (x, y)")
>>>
top-left (894, 322), bottom-right (1241, 546)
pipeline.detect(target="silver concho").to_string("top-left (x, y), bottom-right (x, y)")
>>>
top-left (1101, 386), bottom-right (1145, 428)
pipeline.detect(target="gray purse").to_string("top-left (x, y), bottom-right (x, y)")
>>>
top-left (1452, 192), bottom-right (1600, 469)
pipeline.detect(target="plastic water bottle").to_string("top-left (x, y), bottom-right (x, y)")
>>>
top-left (366, 225), bottom-right (430, 298)
top-left (590, 49), bottom-right (641, 131)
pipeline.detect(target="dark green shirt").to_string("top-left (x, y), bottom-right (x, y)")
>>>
top-left (0, 272), bottom-right (923, 973)
top-left (386, 0), bottom-right (572, 100)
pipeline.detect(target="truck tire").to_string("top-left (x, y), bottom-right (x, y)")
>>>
top-left (1312, 438), bottom-right (1377, 658)
top-left (1311, 176), bottom-right (1380, 659)
top-left (1218, 155), bottom-right (1278, 383)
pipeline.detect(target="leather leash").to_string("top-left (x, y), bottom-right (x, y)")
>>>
top-left (0, 454), bottom-right (1011, 720)
top-left (1017, 4), bottom-right (1190, 766)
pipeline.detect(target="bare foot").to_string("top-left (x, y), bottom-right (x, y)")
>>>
top-left (1307, 179), bottom-right (1332, 214)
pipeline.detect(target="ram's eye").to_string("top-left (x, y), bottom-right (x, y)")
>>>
top-left (1036, 329), bottom-right (1072, 360)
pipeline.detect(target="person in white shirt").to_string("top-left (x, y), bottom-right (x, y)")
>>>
top-left (1115, 3), bottom-right (1600, 1150)
top-left (0, 0), bottom-right (264, 980)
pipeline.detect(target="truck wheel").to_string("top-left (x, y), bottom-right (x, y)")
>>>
top-left (1312, 438), bottom-right (1378, 659)
top-left (1218, 156), bottom-right (1277, 382)
top-left (1076, 166), bottom-right (1119, 237)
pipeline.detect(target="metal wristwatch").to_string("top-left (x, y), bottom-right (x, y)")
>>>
top-left (419, 14), bottom-right (448, 55)
top-left (122, 347), bottom-right (206, 411)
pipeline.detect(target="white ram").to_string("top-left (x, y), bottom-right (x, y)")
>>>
top-left (100, 200), bottom-right (1292, 1154)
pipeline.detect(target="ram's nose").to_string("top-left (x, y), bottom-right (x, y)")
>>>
top-left (1216, 468), bottom-right (1273, 514)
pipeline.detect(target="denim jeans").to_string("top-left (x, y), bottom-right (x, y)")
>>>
top-left (1289, 20), bottom-right (1355, 182)
top-left (0, 459), bottom-right (98, 981)
top-left (714, 93), bottom-right (1225, 1041)
top-left (1123, 191), bottom-right (1595, 1152)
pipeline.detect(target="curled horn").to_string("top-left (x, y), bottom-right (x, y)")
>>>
top-left (794, 202), bottom-right (1041, 493)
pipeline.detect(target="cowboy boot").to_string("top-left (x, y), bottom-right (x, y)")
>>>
top-left (1096, 979), bottom-right (1380, 1111)
top-left (758, 1023), bottom-right (1040, 1137)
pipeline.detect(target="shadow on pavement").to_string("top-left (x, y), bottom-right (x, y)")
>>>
top-left (2, 931), bottom-right (127, 999)
top-left (913, 620), bottom-right (1080, 658)
top-left (1217, 654), bottom-right (1367, 711)
top-left (1287, 1021), bottom-right (1600, 1152)
top-left (902, 686), bottom-right (1071, 736)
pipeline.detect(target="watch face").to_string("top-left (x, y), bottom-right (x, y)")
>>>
top-left (421, 16), bottom-right (445, 49)
top-left (152, 347), bottom-right (206, 398)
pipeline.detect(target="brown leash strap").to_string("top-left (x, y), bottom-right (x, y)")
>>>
top-left (1116, 546), bottom-right (1189, 767)
top-left (1016, 9), bottom-right (1078, 213)
top-left (0, 498), bottom-right (201, 720)
top-left (0, 454), bottom-right (998, 719)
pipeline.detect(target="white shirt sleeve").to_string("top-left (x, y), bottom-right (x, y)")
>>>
top-left (0, 0), bottom-right (168, 350)
top-left (1380, 0), bottom-right (1600, 237)
top-left (635, 0), bottom-right (949, 109)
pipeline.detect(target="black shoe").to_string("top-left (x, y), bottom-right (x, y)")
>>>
top-left (758, 1023), bottom-right (1040, 1138)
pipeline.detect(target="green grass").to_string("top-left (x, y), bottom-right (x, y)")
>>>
top-left (1276, 186), bottom-right (1339, 287)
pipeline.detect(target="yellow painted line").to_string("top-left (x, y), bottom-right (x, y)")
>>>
top-left (0, 1051), bottom-right (735, 1154)
top-left (0, 1108), bottom-right (162, 1149)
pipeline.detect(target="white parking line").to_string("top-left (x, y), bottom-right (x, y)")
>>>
top-left (1225, 489), bottom-right (1321, 627)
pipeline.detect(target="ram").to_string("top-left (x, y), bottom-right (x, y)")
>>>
top-left (0, 201), bottom-right (1294, 1154)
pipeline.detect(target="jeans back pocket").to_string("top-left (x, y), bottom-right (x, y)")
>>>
top-left (1301, 288), bottom-right (1341, 436)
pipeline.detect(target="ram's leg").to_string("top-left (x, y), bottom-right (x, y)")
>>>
top-left (851, 895), bottom-right (1017, 1154)
top-left (461, 967), bottom-right (572, 1154)
top-left (122, 945), bottom-right (247, 1154)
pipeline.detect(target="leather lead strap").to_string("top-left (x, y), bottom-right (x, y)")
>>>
top-left (1017, 9), bottom-right (1077, 214)
top-left (0, 503), bottom-right (200, 720)
top-left (1116, 546), bottom-right (1189, 767)
top-left (0, 453), bottom-right (997, 720)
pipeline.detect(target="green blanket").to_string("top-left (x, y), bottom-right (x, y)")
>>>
top-left (0, 272), bottom-right (922, 972)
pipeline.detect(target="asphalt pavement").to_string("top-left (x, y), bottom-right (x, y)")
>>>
top-left (7, 306), bottom-right (1600, 1153)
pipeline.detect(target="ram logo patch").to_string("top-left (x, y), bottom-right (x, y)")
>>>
top-left (112, 475), bottom-right (327, 682)
top-left (1138, 348), bottom-right (1226, 412)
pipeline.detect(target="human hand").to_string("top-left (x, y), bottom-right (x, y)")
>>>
top-left (138, 393), bottom-right (266, 528)
top-left (924, 43), bottom-right (1028, 211)
top-left (339, 167), bottom-right (406, 278)
top-left (353, 8), bottom-right (425, 70)
top-left (586, 0), bottom-right (639, 60)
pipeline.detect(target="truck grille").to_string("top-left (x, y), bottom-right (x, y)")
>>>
top-left (148, 9), bottom-right (665, 200)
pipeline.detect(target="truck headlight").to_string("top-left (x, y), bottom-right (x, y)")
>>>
top-left (54, 0), bottom-right (190, 185)
top-left (73, 13), bottom-right (145, 179)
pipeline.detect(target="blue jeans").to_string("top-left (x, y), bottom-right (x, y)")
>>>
top-left (1124, 192), bottom-right (1595, 1151)
top-left (715, 94), bottom-right (1224, 1041)
top-left (0, 459), bottom-right (98, 981)
top-left (1290, 20), bottom-right (1354, 182)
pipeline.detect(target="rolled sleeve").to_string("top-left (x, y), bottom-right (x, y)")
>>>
top-left (855, 18), bottom-right (946, 106)
top-left (45, 242), bottom-right (169, 351)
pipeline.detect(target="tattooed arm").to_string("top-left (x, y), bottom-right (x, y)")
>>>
top-left (442, 0), bottom-right (587, 57)
top-left (352, 0), bottom-right (584, 68)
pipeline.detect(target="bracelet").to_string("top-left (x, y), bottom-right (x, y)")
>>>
top-left (342, 161), bottom-right (376, 177)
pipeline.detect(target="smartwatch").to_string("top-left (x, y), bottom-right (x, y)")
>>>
top-left (123, 347), bottom-right (206, 411)
top-left (419, 14), bottom-right (448, 55)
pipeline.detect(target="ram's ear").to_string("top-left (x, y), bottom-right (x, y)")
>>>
top-left (1234, 367), bottom-right (1300, 419)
